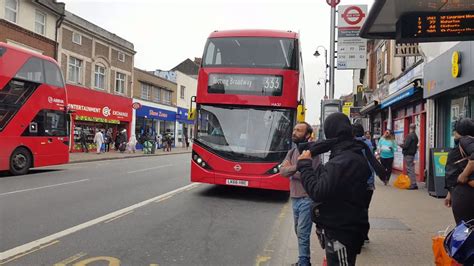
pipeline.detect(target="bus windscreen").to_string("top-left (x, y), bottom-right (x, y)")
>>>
top-left (203, 37), bottom-right (297, 70)
top-left (196, 105), bottom-right (294, 162)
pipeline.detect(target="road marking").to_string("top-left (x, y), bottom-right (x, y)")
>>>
top-left (127, 164), bottom-right (173, 174)
top-left (104, 210), bottom-right (134, 224)
top-left (72, 256), bottom-right (120, 266)
top-left (0, 179), bottom-right (89, 196)
top-left (154, 195), bottom-right (173, 203)
top-left (0, 240), bottom-right (59, 265)
top-left (0, 183), bottom-right (200, 262)
top-left (54, 252), bottom-right (87, 266)
top-left (254, 202), bottom-right (290, 266)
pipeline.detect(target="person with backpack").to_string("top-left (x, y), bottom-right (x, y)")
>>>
top-left (352, 123), bottom-right (388, 245)
top-left (297, 113), bottom-right (377, 266)
top-left (444, 118), bottom-right (474, 226)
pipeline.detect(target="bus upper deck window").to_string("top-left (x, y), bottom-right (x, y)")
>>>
top-left (15, 57), bottom-right (44, 83)
top-left (44, 60), bottom-right (65, 87)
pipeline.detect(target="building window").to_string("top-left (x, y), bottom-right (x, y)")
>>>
top-left (154, 87), bottom-right (161, 102)
top-left (115, 72), bottom-right (125, 94)
top-left (141, 83), bottom-right (151, 100)
top-left (5, 0), bottom-right (18, 23)
top-left (180, 85), bottom-right (185, 99)
top-left (94, 65), bottom-right (106, 90)
top-left (68, 57), bottom-right (83, 84)
top-left (35, 10), bottom-right (46, 35)
top-left (72, 32), bottom-right (82, 45)
top-left (118, 52), bottom-right (125, 62)
top-left (163, 90), bottom-right (172, 104)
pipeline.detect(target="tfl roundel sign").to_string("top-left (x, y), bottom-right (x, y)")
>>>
top-left (339, 5), bottom-right (367, 27)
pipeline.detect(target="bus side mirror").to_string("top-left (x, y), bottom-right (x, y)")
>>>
top-left (297, 104), bottom-right (305, 123)
top-left (188, 108), bottom-right (196, 120)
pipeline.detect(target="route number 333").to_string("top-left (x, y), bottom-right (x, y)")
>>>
top-left (264, 77), bottom-right (280, 89)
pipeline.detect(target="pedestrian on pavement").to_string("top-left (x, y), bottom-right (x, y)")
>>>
top-left (364, 131), bottom-right (376, 153)
top-left (79, 128), bottom-right (88, 153)
top-left (399, 124), bottom-right (419, 190)
top-left (352, 123), bottom-right (388, 245)
top-left (166, 133), bottom-right (173, 152)
top-left (93, 129), bottom-right (104, 154)
top-left (185, 135), bottom-right (190, 150)
top-left (444, 118), bottom-right (474, 225)
top-left (280, 122), bottom-right (320, 266)
top-left (297, 112), bottom-right (373, 266)
top-left (105, 129), bottom-right (113, 152)
top-left (128, 134), bottom-right (137, 153)
top-left (114, 133), bottom-right (120, 151)
top-left (118, 129), bottom-right (128, 153)
top-left (377, 129), bottom-right (397, 185)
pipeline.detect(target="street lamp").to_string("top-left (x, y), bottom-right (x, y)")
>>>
top-left (317, 78), bottom-right (328, 99)
top-left (314, 46), bottom-right (329, 100)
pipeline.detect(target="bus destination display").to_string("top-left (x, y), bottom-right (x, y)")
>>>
top-left (398, 11), bottom-right (474, 42)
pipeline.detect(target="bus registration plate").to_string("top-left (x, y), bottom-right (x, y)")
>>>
top-left (226, 179), bottom-right (248, 187)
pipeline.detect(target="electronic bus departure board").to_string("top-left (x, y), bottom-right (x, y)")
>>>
top-left (397, 11), bottom-right (474, 42)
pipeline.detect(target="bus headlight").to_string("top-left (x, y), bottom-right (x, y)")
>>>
top-left (265, 164), bottom-right (281, 175)
top-left (192, 151), bottom-right (212, 170)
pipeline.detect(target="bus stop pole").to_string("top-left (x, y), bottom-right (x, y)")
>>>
top-left (328, 5), bottom-right (336, 99)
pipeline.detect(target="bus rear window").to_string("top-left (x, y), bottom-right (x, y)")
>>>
top-left (0, 47), bottom-right (6, 57)
top-left (203, 37), bottom-right (297, 70)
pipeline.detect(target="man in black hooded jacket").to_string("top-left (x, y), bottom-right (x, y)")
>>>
top-left (297, 113), bottom-right (380, 266)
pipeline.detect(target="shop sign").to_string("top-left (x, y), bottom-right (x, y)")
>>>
top-left (75, 115), bottom-right (120, 124)
top-left (136, 105), bottom-right (176, 122)
top-left (394, 43), bottom-right (421, 57)
top-left (388, 63), bottom-right (423, 95)
top-left (451, 51), bottom-right (461, 78)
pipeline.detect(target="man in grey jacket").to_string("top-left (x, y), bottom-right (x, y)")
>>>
top-left (399, 124), bottom-right (419, 190)
top-left (280, 122), bottom-right (320, 266)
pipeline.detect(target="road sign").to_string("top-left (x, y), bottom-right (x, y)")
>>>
top-left (337, 5), bottom-right (368, 70)
top-left (326, 0), bottom-right (340, 8)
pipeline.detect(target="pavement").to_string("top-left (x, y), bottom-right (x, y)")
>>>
top-left (269, 178), bottom-right (454, 266)
top-left (0, 153), bottom-right (454, 266)
top-left (69, 146), bottom-right (191, 163)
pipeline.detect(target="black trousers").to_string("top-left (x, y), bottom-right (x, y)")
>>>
top-left (325, 236), bottom-right (358, 266)
top-left (365, 189), bottom-right (374, 240)
top-left (380, 157), bottom-right (394, 182)
top-left (451, 184), bottom-right (474, 225)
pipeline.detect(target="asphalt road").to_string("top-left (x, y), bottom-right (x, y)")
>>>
top-left (0, 154), bottom-right (290, 265)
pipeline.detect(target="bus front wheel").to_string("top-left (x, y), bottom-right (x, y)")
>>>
top-left (10, 147), bottom-right (32, 176)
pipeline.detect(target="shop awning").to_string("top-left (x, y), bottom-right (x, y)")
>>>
top-left (380, 84), bottom-right (417, 109)
top-left (360, 101), bottom-right (379, 115)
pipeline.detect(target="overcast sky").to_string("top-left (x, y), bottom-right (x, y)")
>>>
top-left (63, 0), bottom-right (374, 124)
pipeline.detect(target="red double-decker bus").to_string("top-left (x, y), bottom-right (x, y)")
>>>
top-left (190, 30), bottom-right (306, 191)
top-left (0, 43), bottom-right (69, 175)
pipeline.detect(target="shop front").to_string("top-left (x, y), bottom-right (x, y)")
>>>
top-left (134, 101), bottom-right (177, 148)
top-left (67, 85), bottom-right (132, 152)
top-left (176, 107), bottom-right (194, 147)
top-left (380, 63), bottom-right (426, 181)
top-left (424, 42), bottom-right (474, 150)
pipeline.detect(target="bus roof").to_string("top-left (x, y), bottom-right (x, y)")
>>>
top-left (0, 42), bottom-right (59, 64)
top-left (209, 29), bottom-right (298, 39)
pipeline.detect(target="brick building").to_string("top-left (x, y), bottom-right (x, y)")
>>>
top-left (132, 68), bottom-right (178, 147)
top-left (57, 10), bottom-right (136, 152)
top-left (0, 0), bottom-right (65, 58)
